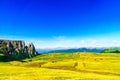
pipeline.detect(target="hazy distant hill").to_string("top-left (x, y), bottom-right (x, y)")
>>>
top-left (36, 48), bottom-right (105, 53)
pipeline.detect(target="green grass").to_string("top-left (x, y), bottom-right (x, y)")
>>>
top-left (103, 48), bottom-right (120, 53)
top-left (1, 52), bottom-right (120, 80)
top-left (0, 65), bottom-right (120, 80)
top-left (23, 52), bottom-right (120, 75)
top-left (26, 52), bottom-right (81, 61)
top-left (0, 53), bottom-right (5, 56)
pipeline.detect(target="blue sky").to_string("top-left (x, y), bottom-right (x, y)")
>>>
top-left (0, 0), bottom-right (120, 48)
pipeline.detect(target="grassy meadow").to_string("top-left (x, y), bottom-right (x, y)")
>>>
top-left (0, 52), bottom-right (120, 80)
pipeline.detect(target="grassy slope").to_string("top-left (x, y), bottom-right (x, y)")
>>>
top-left (103, 48), bottom-right (120, 53)
top-left (0, 65), bottom-right (120, 80)
top-left (0, 52), bottom-right (120, 80)
top-left (26, 52), bottom-right (120, 74)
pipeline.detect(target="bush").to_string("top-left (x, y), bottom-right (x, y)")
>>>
top-left (0, 44), bottom-right (7, 53)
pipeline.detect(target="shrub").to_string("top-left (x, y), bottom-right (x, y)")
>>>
top-left (0, 44), bottom-right (7, 53)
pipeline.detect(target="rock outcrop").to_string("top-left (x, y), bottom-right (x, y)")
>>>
top-left (0, 39), bottom-right (38, 59)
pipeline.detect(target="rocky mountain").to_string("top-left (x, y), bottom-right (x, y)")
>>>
top-left (0, 39), bottom-right (38, 60)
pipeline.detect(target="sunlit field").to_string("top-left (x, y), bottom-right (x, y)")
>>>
top-left (0, 52), bottom-right (120, 80)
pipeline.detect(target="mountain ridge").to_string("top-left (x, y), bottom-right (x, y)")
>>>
top-left (36, 47), bottom-right (105, 53)
top-left (0, 39), bottom-right (38, 61)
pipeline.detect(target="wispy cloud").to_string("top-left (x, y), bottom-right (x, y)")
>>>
top-left (1, 35), bottom-right (120, 49)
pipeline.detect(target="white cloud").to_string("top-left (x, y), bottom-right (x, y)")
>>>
top-left (1, 35), bottom-right (120, 49)
top-left (80, 40), bottom-right (85, 44)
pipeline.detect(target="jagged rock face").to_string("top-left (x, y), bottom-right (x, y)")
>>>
top-left (0, 39), bottom-right (37, 58)
top-left (28, 43), bottom-right (37, 57)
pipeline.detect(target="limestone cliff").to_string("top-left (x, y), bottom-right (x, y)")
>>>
top-left (0, 39), bottom-right (38, 58)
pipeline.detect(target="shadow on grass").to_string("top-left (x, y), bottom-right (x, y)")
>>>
top-left (0, 54), bottom-right (40, 62)
top-left (0, 55), bottom-right (24, 62)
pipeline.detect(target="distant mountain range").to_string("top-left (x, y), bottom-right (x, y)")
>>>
top-left (36, 48), bottom-right (105, 53)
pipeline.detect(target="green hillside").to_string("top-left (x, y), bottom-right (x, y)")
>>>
top-left (102, 48), bottom-right (120, 53)
top-left (0, 52), bottom-right (120, 80)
